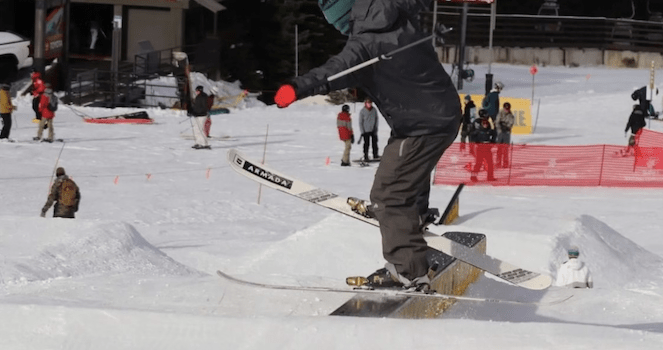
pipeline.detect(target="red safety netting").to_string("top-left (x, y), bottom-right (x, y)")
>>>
top-left (434, 142), bottom-right (663, 187)
top-left (638, 128), bottom-right (663, 147)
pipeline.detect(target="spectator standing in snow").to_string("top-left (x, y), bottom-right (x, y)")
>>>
top-left (337, 104), bottom-right (355, 166)
top-left (460, 94), bottom-right (477, 153)
top-left (189, 85), bottom-right (211, 149)
top-left (0, 84), bottom-right (15, 140)
top-left (469, 109), bottom-right (496, 182)
top-left (556, 246), bottom-right (593, 289)
top-left (624, 104), bottom-right (646, 152)
top-left (41, 167), bottom-right (81, 219)
top-left (273, 0), bottom-right (461, 291)
top-left (34, 85), bottom-right (56, 142)
top-left (482, 81), bottom-right (503, 122)
top-left (495, 101), bottom-right (515, 168)
top-left (358, 98), bottom-right (379, 161)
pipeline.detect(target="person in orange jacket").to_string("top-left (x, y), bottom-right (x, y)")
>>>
top-left (34, 85), bottom-right (56, 142)
top-left (337, 104), bottom-right (355, 166)
top-left (1, 84), bottom-right (15, 140)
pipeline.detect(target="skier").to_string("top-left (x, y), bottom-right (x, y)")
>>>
top-left (495, 101), bottom-right (515, 168)
top-left (469, 109), bottom-right (496, 182)
top-left (625, 104), bottom-right (646, 151)
top-left (33, 85), bottom-right (56, 142)
top-left (273, 0), bottom-right (461, 292)
top-left (337, 104), bottom-right (355, 166)
top-left (41, 167), bottom-right (81, 219)
top-left (189, 85), bottom-right (211, 149)
top-left (555, 247), bottom-right (593, 289)
top-left (358, 98), bottom-right (379, 161)
top-left (482, 81), bottom-right (503, 122)
top-left (460, 94), bottom-right (477, 153)
top-left (0, 83), bottom-right (14, 140)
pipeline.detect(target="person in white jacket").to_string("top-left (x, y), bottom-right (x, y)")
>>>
top-left (556, 247), bottom-right (593, 288)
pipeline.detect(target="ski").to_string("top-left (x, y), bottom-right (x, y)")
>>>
top-left (217, 270), bottom-right (571, 306)
top-left (227, 148), bottom-right (552, 290)
top-left (11, 138), bottom-right (65, 144)
top-left (180, 134), bottom-right (235, 141)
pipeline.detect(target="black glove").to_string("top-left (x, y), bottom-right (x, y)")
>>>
top-left (351, 135), bottom-right (355, 144)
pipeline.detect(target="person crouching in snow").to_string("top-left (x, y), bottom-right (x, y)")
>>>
top-left (337, 104), bottom-right (354, 166)
top-left (41, 167), bottom-right (81, 219)
top-left (189, 85), bottom-right (211, 149)
top-left (555, 246), bottom-right (593, 289)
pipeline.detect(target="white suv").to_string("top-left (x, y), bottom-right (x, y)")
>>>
top-left (0, 32), bottom-right (33, 83)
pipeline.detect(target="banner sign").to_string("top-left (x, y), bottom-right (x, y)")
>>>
top-left (461, 94), bottom-right (533, 135)
top-left (45, 5), bottom-right (65, 59)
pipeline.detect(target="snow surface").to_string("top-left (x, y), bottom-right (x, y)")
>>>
top-left (2, 64), bottom-right (663, 349)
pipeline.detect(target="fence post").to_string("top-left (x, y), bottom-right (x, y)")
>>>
top-left (507, 142), bottom-right (514, 185)
top-left (598, 144), bottom-right (606, 186)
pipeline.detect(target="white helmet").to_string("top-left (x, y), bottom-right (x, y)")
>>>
top-left (494, 81), bottom-right (504, 91)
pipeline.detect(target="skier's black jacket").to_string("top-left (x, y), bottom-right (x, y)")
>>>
top-left (625, 107), bottom-right (646, 134)
top-left (291, 0), bottom-right (461, 138)
top-left (190, 91), bottom-right (210, 117)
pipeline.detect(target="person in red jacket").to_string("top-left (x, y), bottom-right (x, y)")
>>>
top-left (34, 85), bottom-right (55, 142)
top-left (30, 71), bottom-right (46, 123)
top-left (337, 104), bottom-right (355, 166)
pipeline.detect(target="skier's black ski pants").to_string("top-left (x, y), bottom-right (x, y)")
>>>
top-left (369, 127), bottom-right (458, 280)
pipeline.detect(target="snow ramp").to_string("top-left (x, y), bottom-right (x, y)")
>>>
top-left (550, 215), bottom-right (663, 293)
top-left (0, 217), bottom-right (197, 285)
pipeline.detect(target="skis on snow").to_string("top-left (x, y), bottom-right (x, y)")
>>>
top-left (226, 148), bottom-right (552, 290)
top-left (216, 270), bottom-right (570, 306)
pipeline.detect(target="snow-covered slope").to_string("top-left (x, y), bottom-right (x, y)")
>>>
top-left (1, 64), bottom-right (663, 349)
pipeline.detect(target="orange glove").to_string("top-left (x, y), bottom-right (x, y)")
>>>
top-left (274, 84), bottom-right (297, 108)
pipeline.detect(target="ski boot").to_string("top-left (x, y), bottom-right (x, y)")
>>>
top-left (347, 197), bottom-right (373, 218)
top-left (346, 264), bottom-right (434, 293)
top-left (346, 268), bottom-right (404, 290)
top-left (422, 208), bottom-right (440, 228)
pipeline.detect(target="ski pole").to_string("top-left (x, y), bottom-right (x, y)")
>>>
top-left (298, 24), bottom-right (453, 93)
top-left (47, 142), bottom-right (66, 195)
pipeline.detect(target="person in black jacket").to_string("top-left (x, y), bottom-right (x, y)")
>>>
top-left (460, 94), bottom-right (477, 153)
top-left (482, 81), bottom-right (503, 122)
top-left (623, 104), bottom-right (647, 155)
top-left (189, 85), bottom-right (211, 149)
top-left (469, 110), bottom-right (496, 182)
top-left (274, 0), bottom-right (461, 291)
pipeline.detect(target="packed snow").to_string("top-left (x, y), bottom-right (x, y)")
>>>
top-left (1, 64), bottom-right (663, 349)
